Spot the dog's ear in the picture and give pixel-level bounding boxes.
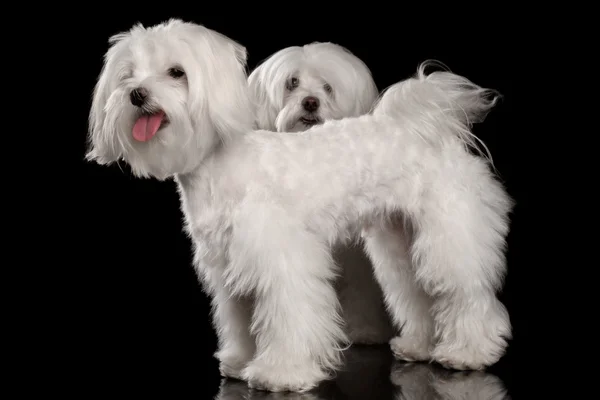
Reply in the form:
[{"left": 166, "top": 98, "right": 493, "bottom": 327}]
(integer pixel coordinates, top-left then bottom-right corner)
[
  {"left": 247, "top": 61, "right": 280, "bottom": 131},
  {"left": 339, "top": 48, "right": 380, "bottom": 116},
  {"left": 314, "top": 43, "right": 380, "bottom": 117},
  {"left": 182, "top": 25, "right": 254, "bottom": 142},
  {"left": 85, "top": 31, "right": 132, "bottom": 165}
]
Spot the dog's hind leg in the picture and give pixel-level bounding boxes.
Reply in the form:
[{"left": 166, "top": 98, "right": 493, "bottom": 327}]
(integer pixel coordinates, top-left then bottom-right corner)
[
  {"left": 410, "top": 175, "right": 512, "bottom": 370},
  {"left": 227, "top": 203, "right": 348, "bottom": 392},
  {"left": 362, "top": 218, "right": 434, "bottom": 362}
]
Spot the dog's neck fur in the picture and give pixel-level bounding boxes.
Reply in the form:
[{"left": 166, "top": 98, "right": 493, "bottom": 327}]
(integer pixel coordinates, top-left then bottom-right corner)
[
  {"left": 175, "top": 146, "right": 222, "bottom": 210},
  {"left": 173, "top": 134, "right": 247, "bottom": 241}
]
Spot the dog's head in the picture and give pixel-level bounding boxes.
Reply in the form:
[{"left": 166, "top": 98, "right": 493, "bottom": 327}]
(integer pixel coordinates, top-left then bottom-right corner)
[
  {"left": 248, "top": 42, "right": 378, "bottom": 132},
  {"left": 86, "top": 19, "right": 254, "bottom": 180}
]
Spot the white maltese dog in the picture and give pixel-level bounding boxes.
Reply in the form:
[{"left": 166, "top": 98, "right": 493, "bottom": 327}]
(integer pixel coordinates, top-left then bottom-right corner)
[
  {"left": 87, "top": 19, "right": 513, "bottom": 392},
  {"left": 248, "top": 43, "right": 393, "bottom": 345}
]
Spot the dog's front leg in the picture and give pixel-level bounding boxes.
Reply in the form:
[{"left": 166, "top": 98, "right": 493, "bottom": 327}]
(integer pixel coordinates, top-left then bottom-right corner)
[
  {"left": 195, "top": 243, "right": 256, "bottom": 380},
  {"left": 228, "top": 207, "right": 348, "bottom": 392},
  {"left": 212, "top": 285, "right": 255, "bottom": 380},
  {"left": 243, "top": 248, "right": 346, "bottom": 392}
]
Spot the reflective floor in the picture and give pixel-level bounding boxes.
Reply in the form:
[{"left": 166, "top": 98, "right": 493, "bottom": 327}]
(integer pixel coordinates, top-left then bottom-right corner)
[{"left": 215, "top": 346, "right": 511, "bottom": 399}]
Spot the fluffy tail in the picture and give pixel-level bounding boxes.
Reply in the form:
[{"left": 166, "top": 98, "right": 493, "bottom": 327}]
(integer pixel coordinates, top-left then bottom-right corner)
[{"left": 372, "top": 60, "right": 501, "bottom": 161}]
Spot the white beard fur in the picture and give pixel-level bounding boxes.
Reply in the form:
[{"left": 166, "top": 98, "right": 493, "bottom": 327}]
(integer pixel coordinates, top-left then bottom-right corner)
[
  {"left": 248, "top": 42, "right": 394, "bottom": 346},
  {"left": 87, "top": 19, "right": 514, "bottom": 393}
]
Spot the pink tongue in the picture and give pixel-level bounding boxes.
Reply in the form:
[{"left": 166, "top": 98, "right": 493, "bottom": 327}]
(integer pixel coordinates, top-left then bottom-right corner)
[{"left": 132, "top": 111, "right": 165, "bottom": 142}]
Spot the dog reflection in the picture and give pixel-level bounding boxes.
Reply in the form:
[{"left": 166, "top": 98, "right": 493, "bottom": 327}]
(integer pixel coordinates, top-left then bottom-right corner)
[
  {"left": 216, "top": 379, "right": 324, "bottom": 400},
  {"left": 391, "top": 362, "right": 510, "bottom": 400},
  {"left": 215, "top": 348, "right": 508, "bottom": 399},
  {"left": 215, "top": 345, "right": 392, "bottom": 399}
]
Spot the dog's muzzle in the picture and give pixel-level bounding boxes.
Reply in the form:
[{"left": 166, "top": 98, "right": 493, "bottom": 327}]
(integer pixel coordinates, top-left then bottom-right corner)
[
  {"left": 130, "top": 87, "right": 148, "bottom": 107},
  {"left": 302, "top": 96, "right": 320, "bottom": 112}
]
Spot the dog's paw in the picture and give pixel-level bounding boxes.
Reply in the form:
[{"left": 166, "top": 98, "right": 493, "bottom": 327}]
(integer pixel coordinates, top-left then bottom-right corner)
[
  {"left": 219, "top": 360, "right": 245, "bottom": 380},
  {"left": 430, "top": 344, "right": 499, "bottom": 371},
  {"left": 390, "top": 335, "right": 430, "bottom": 362},
  {"left": 216, "top": 347, "right": 253, "bottom": 380},
  {"left": 242, "top": 359, "right": 328, "bottom": 392}
]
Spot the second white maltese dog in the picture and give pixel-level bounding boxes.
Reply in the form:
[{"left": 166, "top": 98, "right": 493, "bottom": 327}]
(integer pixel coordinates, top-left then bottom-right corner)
[
  {"left": 248, "top": 42, "right": 379, "bottom": 132},
  {"left": 248, "top": 43, "right": 393, "bottom": 345},
  {"left": 86, "top": 20, "right": 513, "bottom": 392}
]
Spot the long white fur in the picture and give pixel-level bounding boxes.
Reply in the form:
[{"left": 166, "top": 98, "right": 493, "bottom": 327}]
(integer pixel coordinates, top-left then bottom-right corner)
[
  {"left": 248, "top": 43, "right": 393, "bottom": 346},
  {"left": 87, "top": 19, "right": 513, "bottom": 393}
]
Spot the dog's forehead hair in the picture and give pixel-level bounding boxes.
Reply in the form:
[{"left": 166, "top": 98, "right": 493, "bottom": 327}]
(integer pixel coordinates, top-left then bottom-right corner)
[
  {"left": 297, "top": 68, "right": 328, "bottom": 87},
  {"left": 303, "top": 62, "right": 354, "bottom": 91},
  {"left": 285, "top": 56, "right": 360, "bottom": 95},
  {"left": 126, "top": 35, "right": 184, "bottom": 75}
]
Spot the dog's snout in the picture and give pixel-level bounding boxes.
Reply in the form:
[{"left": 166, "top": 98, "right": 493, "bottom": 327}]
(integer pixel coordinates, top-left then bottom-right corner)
[
  {"left": 302, "top": 96, "right": 320, "bottom": 112},
  {"left": 130, "top": 87, "right": 148, "bottom": 107}
]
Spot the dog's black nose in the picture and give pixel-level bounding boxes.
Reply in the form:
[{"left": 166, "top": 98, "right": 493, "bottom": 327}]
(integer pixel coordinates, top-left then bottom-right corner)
[
  {"left": 130, "top": 87, "right": 148, "bottom": 107},
  {"left": 302, "top": 96, "right": 320, "bottom": 112}
]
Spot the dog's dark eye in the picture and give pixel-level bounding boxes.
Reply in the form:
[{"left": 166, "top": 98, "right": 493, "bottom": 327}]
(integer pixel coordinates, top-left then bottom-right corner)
[
  {"left": 324, "top": 83, "right": 332, "bottom": 94},
  {"left": 286, "top": 77, "right": 299, "bottom": 91},
  {"left": 168, "top": 67, "right": 185, "bottom": 79}
]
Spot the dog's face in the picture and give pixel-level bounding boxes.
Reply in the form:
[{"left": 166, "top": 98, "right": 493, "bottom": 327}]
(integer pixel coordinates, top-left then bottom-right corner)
[
  {"left": 248, "top": 42, "right": 379, "bottom": 133},
  {"left": 86, "top": 19, "right": 254, "bottom": 180}
]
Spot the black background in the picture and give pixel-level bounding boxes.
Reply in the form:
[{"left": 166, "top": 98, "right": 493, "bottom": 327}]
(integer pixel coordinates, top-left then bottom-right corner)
[{"left": 73, "top": 9, "right": 535, "bottom": 398}]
